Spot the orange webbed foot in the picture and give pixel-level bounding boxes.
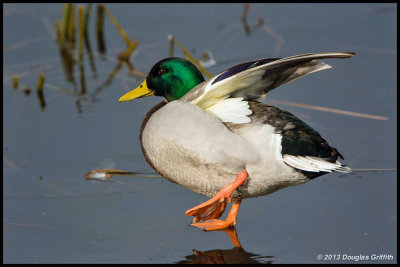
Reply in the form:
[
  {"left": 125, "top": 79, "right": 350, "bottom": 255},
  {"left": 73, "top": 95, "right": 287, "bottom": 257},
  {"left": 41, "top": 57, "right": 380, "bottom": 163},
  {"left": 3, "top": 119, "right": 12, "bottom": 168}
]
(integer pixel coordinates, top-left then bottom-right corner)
[
  {"left": 190, "top": 198, "right": 242, "bottom": 231},
  {"left": 185, "top": 197, "right": 228, "bottom": 223},
  {"left": 190, "top": 219, "right": 235, "bottom": 231},
  {"left": 185, "top": 170, "right": 248, "bottom": 224}
]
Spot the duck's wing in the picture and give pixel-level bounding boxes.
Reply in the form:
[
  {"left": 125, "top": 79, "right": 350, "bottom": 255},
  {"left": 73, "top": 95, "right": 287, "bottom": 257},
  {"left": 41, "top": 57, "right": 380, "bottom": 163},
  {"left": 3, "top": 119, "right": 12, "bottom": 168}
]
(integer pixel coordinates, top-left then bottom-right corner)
[{"left": 181, "top": 52, "right": 354, "bottom": 123}]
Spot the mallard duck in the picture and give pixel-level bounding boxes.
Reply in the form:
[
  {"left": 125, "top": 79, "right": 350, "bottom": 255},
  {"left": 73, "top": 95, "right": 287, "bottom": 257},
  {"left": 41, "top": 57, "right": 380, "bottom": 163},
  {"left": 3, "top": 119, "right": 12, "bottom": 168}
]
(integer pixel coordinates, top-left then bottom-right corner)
[{"left": 119, "top": 52, "right": 354, "bottom": 231}]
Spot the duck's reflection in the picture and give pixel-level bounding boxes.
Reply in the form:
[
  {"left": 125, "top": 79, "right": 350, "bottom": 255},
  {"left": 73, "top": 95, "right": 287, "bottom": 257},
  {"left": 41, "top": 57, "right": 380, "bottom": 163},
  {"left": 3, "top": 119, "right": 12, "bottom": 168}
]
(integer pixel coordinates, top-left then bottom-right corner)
[{"left": 177, "top": 228, "right": 274, "bottom": 264}]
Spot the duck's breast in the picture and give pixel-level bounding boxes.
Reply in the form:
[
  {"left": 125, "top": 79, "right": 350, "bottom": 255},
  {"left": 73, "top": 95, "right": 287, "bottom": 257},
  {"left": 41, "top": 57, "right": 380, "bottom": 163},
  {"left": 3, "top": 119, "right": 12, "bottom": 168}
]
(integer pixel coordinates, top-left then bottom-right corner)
[{"left": 141, "top": 100, "right": 258, "bottom": 197}]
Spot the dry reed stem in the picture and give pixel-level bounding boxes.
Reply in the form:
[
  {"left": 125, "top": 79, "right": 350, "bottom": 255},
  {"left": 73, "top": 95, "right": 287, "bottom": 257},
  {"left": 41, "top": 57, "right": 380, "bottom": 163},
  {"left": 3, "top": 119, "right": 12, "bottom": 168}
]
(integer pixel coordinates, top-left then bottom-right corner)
[
  {"left": 104, "top": 6, "right": 131, "bottom": 47},
  {"left": 96, "top": 4, "right": 106, "bottom": 54},
  {"left": 13, "top": 75, "right": 18, "bottom": 90},
  {"left": 78, "top": 5, "right": 84, "bottom": 62},
  {"left": 269, "top": 99, "right": 389, "bottom": 120}
]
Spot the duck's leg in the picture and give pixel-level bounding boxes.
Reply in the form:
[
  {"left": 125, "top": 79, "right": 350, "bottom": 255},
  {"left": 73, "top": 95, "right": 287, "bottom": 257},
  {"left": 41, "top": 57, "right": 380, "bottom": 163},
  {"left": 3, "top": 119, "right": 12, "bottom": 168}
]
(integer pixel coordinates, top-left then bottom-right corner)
[
  {"left": 224, "top": 228, "right": 242, "bottom": 248},
  {"left": 185, "top": 170, "right": 247, "bottom": 231},
  {"left": 190, "top": 198, "right": 242, "bottom": 231}
]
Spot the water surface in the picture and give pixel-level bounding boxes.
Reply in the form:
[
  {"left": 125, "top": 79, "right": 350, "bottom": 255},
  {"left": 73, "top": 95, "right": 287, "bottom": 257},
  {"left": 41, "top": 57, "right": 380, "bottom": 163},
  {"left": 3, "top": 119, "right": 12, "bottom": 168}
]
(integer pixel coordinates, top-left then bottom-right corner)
[{"left": 3, "top": 3, "right": 396, "bottom": 263}]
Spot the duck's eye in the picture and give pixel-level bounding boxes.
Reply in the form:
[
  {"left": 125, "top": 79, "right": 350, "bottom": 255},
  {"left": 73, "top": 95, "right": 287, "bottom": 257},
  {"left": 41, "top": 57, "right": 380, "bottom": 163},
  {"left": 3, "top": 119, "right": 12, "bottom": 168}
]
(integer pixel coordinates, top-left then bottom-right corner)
[{"left": 158, "top": 68, "right": 168, "bottom": 76}]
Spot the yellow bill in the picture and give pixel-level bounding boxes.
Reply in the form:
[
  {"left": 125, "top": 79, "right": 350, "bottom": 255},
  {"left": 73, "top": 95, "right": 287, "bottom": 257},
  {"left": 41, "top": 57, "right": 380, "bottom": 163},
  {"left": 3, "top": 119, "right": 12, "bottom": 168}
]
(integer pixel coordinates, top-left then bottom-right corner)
[{"left": 119, "top": 79, "right": 154, "bottom": 102}]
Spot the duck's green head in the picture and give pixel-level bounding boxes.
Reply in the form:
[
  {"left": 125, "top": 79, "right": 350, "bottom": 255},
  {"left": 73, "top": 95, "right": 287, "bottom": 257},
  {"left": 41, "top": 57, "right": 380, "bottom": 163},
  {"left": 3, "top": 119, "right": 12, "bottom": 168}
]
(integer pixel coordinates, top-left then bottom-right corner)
[{"left": 119, "top": 57, "right": 205, "bottom": 102}]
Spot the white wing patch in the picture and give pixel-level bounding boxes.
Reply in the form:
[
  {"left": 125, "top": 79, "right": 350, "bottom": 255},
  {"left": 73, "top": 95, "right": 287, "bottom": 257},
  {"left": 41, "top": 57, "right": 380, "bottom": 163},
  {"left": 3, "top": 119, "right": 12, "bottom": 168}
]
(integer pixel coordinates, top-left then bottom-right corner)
[
  {"left": 206, "top": 97, "right": 252, "bottom": 124},
  {"left": 283, "top": 155, "right": 352, "bottom": 173}
]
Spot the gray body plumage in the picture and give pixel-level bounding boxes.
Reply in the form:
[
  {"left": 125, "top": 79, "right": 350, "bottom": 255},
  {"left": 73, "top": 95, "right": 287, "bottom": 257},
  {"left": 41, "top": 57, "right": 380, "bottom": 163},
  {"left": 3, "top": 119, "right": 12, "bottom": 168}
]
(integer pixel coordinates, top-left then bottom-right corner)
[{"left": 140, "top": 100, "right": 323, "bottom": 198}]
